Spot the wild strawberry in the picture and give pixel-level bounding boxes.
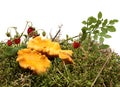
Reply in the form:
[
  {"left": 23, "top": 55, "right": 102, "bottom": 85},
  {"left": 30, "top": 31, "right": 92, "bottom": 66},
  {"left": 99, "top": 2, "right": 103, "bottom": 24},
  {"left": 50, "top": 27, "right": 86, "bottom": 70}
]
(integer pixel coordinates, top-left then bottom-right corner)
[
  {"left": 42, "top": 31, "right": 46, "bottom": 37},
  {"left": 7, "top": 40, "right": 12, "bottom": 46},
  {"left": 6, "top": 32, "right": 11, "bottom": 37},
  {"left": 30, "top": 31, "right": 39, "bottom": 38},
  {"left": 14, "top": 37, "right": 21, "bottom": 44},
  {"left": 73, "top": 41, "right": 80, "bottom": 48},
  {"left": 27, "top": 27, "right": 35, "bottom": 35}
]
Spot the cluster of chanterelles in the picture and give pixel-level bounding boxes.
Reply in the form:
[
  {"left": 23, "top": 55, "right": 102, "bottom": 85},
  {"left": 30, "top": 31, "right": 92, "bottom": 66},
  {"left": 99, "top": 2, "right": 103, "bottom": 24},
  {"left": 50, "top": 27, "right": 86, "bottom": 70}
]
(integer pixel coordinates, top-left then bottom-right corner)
[{"left": 16, "top": 36, "right": 74, "bottom": 74}]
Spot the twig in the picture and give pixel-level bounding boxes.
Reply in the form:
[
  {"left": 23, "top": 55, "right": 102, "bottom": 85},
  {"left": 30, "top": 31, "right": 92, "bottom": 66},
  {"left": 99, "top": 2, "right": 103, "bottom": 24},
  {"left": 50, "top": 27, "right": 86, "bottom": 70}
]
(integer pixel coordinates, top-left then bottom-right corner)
[
  {"left": 80, "top": 46, "right": 88, "bottom": 59},
  {"left": 91, "top": 53, "right": 112, "bottom": 87},
  {"left": 52, "top": 24, "right": 63, "bottom": 41},
  {"left": 20, "top": 21, "right": 29, "bottom": 37},
  {"left": 110, "top": 80, "right": 113, "bottom": 87},
  {"left": 64, "top": 35, "right": 80, "bottom": 41},
  {"left": 103, "top": 82, "right": 106, "bottom": 87},
  {"left": 52, "top": 28, "right": 61, "bottom": 41}
]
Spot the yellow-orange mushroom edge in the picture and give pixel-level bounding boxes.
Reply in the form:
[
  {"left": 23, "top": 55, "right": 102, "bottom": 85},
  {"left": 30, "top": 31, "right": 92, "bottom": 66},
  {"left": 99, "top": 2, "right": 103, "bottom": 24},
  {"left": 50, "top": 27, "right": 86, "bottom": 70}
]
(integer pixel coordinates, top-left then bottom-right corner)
[
  {"left": 16, "top": 48, "right": 51, "bottom": 74},
  {"left": 16, "top": 36, "right": 74, "bottom": 74},
  {"left": 27, "top": 36, "right": 74, "bottom": 64}
]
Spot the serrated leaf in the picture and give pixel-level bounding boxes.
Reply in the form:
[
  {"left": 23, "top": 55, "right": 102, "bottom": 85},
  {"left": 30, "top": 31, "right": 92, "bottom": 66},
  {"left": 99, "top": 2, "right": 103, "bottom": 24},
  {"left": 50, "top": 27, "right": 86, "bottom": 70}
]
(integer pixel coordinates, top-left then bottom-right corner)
[
  {"left": 99, "top": 44, "right": 109, "bottom": 49},
  {"left": 102, "top": 19, "right": 108, "bottom": 27},
  {"left": 107, "top": 26, "right": 116, "bottom": 32},
  {"left": 4, "top": 47, "right": 18, "bottom": 57},
  {"left": 82, "top": 21, "right": 87, "bottom": 25},
  {"left": 3, "top": 45, "right": 26, "bottom": 58},
  {"left": 99, "top": 36, "right": 104, "bottom": 43},
  {"left": 98, "top": 11, "right": 102, "bottom": 19},
  {"left": 104, "top": 35, "right": 112, "bottom": 38}
]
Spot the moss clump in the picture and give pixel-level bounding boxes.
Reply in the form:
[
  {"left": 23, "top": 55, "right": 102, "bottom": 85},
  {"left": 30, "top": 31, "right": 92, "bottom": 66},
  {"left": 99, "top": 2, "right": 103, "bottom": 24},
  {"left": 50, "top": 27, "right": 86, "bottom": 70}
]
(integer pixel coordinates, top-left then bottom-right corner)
[{"left": 0, "top": 40, "right": 120, "bottom": 87}]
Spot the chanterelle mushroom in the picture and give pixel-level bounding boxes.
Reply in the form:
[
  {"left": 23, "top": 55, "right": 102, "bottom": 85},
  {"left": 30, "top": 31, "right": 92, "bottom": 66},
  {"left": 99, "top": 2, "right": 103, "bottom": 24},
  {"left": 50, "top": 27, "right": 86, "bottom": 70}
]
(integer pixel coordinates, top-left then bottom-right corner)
[
  {"left": 16, "top": 36, "right": 74, "bottom": 74},
  {"left": 27, "top": 36, "right": 74, "bottom": 64},
  {"left": 16, "top": 48, "right": 51, "bottom": 74}
]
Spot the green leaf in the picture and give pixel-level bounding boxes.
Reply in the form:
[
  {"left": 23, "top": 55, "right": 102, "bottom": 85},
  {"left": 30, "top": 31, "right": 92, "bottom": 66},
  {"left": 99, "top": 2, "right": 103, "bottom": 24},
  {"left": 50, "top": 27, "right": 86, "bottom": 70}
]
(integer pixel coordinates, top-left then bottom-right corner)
[
  {"left": 98, "top": 11, "right": 102, "bottom": 19},
  {"left": 99, "top": 36, "right": 104, "bottom": 43},
  {"left": 97, "top": 20, "right": 102, "bottom": 25},
  {"left": 66, "top": 34, "right": 69, "bottom": 40},
  {"left": 81, "top": 32, "right": 87, "bottom": 41},
  {"left": 100, "top": 32, "right": 106, "bottom": 36},
  {"left": 104, "top": 34, "right": 112, "bottom": 38},
  {"left": 101, "top": 28, "right": 108, "bottom": 34},
  {"left": 102, "top": 19, "right": 108, "bottom": 27},
  {"left": 82, "top": 27, "right": 88, "bottom": 33},
  {"left": 93, "top": 34, "right": 98, "bottom": 40},
  {"left": 107, "top": 26, "right": 116, "bottom": 32},
  {"left": 99, "top": 44, "right": 109, "bottom": 49},
  {"left": 82, "top": 20, "right": 87, "bottom": 25},
  {"left": 95, "top": 20, "right": 102, "bottom": 28},
  {"left": 87, "top": 16, "right": 97, "bottom": 25},
  {"left": 109, "top": 19, "right": 118, "bottom": 25},
  {"left": 89, "top": 25, "right": 95, "bottom": 30},
  {"left": 3, "top": 45, "right": 26, "bottom": 58},
  {"left": 4, "top": 47, "right": 17, "bottom": 57},
  {"left": 93, "top": 30, "right": 99, "bottom": 34}
]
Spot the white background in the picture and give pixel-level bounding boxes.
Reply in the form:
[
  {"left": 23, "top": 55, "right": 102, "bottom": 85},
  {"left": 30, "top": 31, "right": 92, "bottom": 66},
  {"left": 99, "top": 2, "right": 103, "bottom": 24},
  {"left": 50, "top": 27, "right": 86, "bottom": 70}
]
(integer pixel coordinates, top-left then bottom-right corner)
[{"left": 0, "top": 0, "right": 120, "bottom": 54}]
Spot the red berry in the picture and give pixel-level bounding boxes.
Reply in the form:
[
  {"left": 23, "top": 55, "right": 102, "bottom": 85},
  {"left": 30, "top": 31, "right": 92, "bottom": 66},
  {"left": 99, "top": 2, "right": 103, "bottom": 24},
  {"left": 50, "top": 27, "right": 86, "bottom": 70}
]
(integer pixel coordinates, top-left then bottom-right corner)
[
  {"left": 27, "top": 27, "right": 35, "bottom": 35},
  {"left": 7, "top": 40, "right": 12, "bottom": 46},
  {"left": 14, "top": 37, "right": 21, "bottom": 44},
  {"left": 73, "top": 41, "right": 80, "bottom": 48}
]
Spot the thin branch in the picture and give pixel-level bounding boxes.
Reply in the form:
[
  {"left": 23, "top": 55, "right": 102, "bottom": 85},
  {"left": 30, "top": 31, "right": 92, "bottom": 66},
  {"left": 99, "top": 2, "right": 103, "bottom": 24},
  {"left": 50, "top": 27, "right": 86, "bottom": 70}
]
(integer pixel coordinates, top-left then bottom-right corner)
[
  {"left": 91, "top": 53, "right": 112, "bottom": 87},
  {"left": 20, "top": 21, "right": 29, "bottom": 37},
  {"left": 65, "top": 35, "right": 80, "bottom": 41},
  {"left": 52, "top": 28, "right": 61, "bottom": 41},
  {"left": 80, "top": 46, "right": 88, "bottom": 59},
  {"left": 52, "top": 24, "right": 63, "bottom": 41}
]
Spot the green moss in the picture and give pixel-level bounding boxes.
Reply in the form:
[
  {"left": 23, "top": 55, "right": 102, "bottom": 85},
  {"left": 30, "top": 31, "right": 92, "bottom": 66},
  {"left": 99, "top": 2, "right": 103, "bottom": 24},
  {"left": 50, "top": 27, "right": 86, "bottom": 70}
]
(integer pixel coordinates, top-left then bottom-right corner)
[
  {"left": 0, "top": 41, "right": 120, "bottom": 87},
  {"left": 0, "top": 12, "right": 120, "bottom": 87}
]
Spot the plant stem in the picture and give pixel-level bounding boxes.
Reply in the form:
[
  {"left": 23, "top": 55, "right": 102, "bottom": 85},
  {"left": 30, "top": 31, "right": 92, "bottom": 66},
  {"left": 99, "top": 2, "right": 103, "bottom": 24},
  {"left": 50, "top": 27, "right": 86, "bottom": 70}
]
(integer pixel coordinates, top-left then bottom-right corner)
[
  {"left": 20, "top": 21, "right": 29, "bottom": 37},
  {"left": 52, "top": 28, "right": 61, "bottom": 41},
  {"left": 91, "top": 53, "right": 112, "bottom": 87},
  {"left": 61, "top": 35, "right": 80, "bottom": 43},
  {"left": 80, "top": 46, "right": 88, "bottom": 59},
  {"left": 56, "top": 68, "right": 69, "bottom": 83},
  {"left": 52, "top": 24, "right": 63, "bottom": 41}
]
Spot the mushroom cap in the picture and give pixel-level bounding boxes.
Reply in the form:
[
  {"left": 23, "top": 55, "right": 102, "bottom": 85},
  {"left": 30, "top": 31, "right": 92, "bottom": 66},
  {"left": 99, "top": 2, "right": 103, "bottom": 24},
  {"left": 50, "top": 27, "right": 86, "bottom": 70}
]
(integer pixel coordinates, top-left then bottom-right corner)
[
  {"left": 27, "top": 36, "right": 74, "bottom": 64},
  {"left": 16, "top": 36, "right": 74, "bottom": 74},
  {"left": 16, "top": 48, "right": 51, "bottom": 74}
]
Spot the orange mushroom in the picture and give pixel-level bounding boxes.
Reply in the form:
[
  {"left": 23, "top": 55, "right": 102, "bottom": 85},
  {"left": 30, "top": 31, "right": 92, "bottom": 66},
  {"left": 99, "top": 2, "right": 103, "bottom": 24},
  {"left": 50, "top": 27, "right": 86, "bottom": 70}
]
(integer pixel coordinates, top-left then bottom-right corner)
[
  {"left": 59, "top": 50, "right": 74, "bottom": 64},
  {"left": 16, "top": 36, "right": 74, "bottom": 74},
  {"left": 27, "top": 36, "right": 61, "bottom": 56},
  {"left": 16, "top": 48, "right": 51, "bottom": 74},
  {"left": 27, "top": 36, "right": 74, "bottom": 64}
]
